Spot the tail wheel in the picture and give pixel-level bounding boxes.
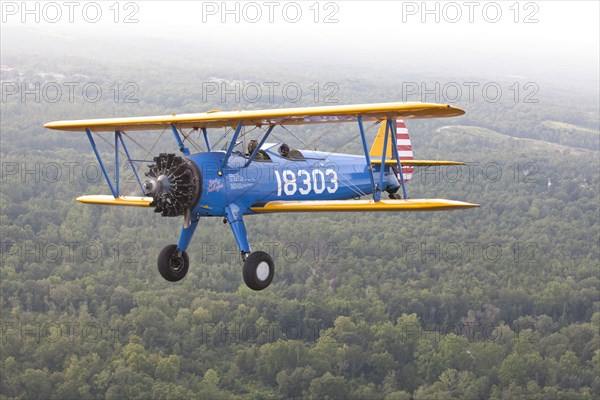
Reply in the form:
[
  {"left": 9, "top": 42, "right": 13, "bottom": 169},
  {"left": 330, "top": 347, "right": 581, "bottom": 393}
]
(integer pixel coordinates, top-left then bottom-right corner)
[
  {"left": 242, "top": 251, "right": 274, "bottom": 291},
  {"left": 158, "top": 244, "right": 189, "bottom": 282}
]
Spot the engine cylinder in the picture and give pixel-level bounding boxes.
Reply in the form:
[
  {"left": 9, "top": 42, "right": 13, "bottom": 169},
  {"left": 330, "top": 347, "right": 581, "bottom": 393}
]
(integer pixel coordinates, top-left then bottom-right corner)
[{"left": 144, "top": 153, "right": 202, "bottom": 217}]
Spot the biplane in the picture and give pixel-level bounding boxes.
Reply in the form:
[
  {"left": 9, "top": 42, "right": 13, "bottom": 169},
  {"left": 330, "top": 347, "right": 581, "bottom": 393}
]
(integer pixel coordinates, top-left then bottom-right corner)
[{"left": 45, "top": 102, "right": 478, "bottom": 290}]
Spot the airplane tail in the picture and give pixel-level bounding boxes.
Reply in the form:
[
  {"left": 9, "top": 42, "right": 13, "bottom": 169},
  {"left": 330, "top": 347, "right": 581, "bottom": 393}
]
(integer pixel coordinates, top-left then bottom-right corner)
[{"left": 369, "top": 120, "right": 414, "bottom": 181}]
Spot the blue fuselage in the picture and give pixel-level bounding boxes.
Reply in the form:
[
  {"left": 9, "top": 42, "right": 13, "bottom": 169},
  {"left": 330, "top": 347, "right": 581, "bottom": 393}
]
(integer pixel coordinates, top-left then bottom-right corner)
[{"left": 190, "top": 144, "right": 398, "bottom": 217}]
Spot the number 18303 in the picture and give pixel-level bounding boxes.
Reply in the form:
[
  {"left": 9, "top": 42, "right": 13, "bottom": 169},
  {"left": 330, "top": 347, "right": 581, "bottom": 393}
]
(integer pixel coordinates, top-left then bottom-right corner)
[{"left": 274, "top": 169, "right": 338, "bottom": 197}]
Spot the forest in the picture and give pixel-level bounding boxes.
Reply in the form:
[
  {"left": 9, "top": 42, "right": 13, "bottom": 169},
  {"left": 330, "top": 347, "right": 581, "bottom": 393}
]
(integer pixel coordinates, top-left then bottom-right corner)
[{"left": 1, "top": 29, "right": 599, "bottom": 399}]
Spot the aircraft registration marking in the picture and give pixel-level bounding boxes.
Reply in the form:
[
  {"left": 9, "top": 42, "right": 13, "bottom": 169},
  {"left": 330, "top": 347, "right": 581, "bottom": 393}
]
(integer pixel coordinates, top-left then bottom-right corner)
[{"left": 274, "top": 169, "right": 338, "bottom": 197}]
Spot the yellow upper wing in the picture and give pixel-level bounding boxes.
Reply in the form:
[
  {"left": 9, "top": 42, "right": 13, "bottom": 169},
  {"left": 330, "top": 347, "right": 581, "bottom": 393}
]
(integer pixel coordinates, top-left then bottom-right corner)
[{"left": 44, "top": 102, "right": 464, "bottom": 132}]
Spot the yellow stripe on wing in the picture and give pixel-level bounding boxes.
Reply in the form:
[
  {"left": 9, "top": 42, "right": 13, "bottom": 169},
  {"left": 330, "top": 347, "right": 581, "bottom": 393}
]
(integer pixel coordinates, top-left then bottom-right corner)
[
  {"left": 251, "top": 199, "right": 479, "bottom": 213},
  {"left": 371, "top": 160, "right": 466, "bottom": 166}
]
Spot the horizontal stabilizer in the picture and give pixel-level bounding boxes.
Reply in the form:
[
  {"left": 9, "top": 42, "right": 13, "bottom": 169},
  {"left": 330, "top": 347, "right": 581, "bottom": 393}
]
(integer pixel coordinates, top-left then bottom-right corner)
[
  {"left": 372, "top": 160, "right": 465, "bottom": 166},
  {"left": 251, "top": 199, "right": 479, "bottom": 213},
  {"left": 77, "top": 195, "right": 153, "bottom": 207}
]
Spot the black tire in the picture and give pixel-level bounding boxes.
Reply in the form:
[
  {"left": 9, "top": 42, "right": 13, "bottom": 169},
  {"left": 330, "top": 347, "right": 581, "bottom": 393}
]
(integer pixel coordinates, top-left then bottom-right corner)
[
  {"left": 242, "top": 251, "right": 274, "bottom": 291},
  {"left": 157, "top": 244, "right": 189, "bottom": 282}
]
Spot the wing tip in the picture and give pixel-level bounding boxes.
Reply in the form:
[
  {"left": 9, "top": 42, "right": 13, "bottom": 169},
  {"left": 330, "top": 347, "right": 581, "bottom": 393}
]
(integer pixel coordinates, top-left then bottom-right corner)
[
  {"left": 44, "top": 121, "right": 72, "bottom": 130},
  {"left": 446, "top": 104, "right": 466, "bottom": 116},
  {"left": 76, "top": 195, "right": 153, "bottom": 207}
]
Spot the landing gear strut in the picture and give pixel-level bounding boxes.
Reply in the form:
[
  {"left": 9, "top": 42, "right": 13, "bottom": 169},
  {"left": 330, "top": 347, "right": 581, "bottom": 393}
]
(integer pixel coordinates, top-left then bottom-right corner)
[
  {"left": 156, "top": 204, "right": 276, "bottom": 290},
  {"left": 145, "top": 153, "right": 199, "bottom": 283},
  {"left": 157, "top": 244, "right": 189, "bottom": 282},
  {"left": 225, "top": 205, "right": 275, "bottom": 291}
]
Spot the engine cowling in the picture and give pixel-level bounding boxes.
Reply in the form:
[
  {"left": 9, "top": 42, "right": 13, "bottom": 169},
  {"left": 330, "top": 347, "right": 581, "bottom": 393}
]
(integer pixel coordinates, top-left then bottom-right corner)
[{"left": 144, "top": 153, "right": 202, "bottom": 217}]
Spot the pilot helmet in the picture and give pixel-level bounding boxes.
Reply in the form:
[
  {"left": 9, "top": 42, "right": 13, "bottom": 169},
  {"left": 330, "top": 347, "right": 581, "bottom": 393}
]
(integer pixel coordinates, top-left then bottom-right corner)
[
  {"left": 279, "top": 143, "right": 290, "bottom": 156},
  {"left": 248, "top": 139, "right": 258, "bottom": 153}
]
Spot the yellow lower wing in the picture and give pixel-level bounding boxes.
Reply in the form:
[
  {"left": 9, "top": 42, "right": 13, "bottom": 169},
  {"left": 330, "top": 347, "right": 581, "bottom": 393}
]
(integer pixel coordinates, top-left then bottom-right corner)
[
  {"left": 77, "top": 196, "right": 478, "bottom": 212},
  {"left": 76, "top": 195, "right": 153, "bottom": 207},
  {"left": 251, "top": 199, "right": 479, "bottom": 213}
]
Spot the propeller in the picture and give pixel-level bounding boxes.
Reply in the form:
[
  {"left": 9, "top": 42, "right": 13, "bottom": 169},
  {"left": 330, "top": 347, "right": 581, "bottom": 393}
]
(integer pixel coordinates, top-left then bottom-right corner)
[{"left": 144, "top": 153, "right": 202, "bottom": 219}]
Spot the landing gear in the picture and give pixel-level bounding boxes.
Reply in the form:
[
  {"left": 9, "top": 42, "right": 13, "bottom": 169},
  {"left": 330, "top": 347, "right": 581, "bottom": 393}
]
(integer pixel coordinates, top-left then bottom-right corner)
[
  {"left": 242, "top": 251, "right": 274, "bottom": 291},
  {"left": 157, "top": 244, "right": 189, "bottom": 282},
  {"left": 388, "top": 187, "right": 403, "bottom": 199},
  {"left": 156, "top": 204, "right": 276, "bottom": 290},
  {"left": 224, "top": 205, "right": 275, "bottom": 290}
]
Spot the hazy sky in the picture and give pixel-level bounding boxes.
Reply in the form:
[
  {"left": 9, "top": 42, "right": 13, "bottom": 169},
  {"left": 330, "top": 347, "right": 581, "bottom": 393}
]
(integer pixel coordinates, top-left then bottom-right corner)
[{"left": 2, "top": 1, "right": 599, "bottom": 82}]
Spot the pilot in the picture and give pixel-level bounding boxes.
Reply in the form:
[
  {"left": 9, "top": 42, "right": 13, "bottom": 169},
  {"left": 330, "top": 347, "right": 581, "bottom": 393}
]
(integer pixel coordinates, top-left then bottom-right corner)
[
  {"left": 248, "top": 140, "right": 265, "bottom": 160},
  {"left": 248, "top": 140, "right": 258, "bottom": 155},
  {"left": 279, "top": 143, "right": 290, "bottom": 158},
  {"left": 288, "top": 148, "right": 304, "bottom": 159}
]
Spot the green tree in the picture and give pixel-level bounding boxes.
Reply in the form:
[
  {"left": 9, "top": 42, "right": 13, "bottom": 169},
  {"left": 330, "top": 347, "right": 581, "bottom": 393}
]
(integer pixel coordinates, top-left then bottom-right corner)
[
  {"left": 308, "top": 372, "right": 349, "bottom": 400},
  {"left": 276, "top": 366, "right": 317, "bottom": 398}
]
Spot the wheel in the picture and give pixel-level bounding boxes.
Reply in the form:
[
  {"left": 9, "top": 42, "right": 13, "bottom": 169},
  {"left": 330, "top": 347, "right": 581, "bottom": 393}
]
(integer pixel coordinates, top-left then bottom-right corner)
[
  {"left": 242, "top": 251, "right": 274, "bottom": 291},
  {"left": 157, "top": 244, "right": 189, "bottom": 282}
]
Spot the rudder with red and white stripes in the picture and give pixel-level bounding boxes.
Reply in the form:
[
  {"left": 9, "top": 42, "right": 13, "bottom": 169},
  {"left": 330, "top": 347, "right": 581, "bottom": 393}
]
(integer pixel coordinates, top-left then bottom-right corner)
[
  {"left": 369, "top": 119, "right": 414, "bottom": 182},
  {"left": 395, "top": 120, "right": 414, "bottom": 182}
]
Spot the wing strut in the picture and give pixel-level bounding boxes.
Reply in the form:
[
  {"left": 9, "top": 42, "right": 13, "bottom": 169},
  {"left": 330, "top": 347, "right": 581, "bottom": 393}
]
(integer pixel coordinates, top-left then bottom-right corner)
[
  {"left": 357, "top": 117, "right": 410, "bottom": 201},
  {"left": 357, "top": 116, "right": 379, "bottom": 201},
  {"left": 170, "top": 124, "right": 190, "bottom": 155},
  {"left": 387, "top": 118, "right": 409, "bottom": 199},
  {"left": 85, "top": 128, "right": 145, "bottom": 198},
  {"left": 86, "top": 128, "right": 117, "bottom": 197},
  {"left": 378, "top": 118, "right": 390, "bottom": 199},
  {"left": 222, "top": 121, "right": 244, "bottom": 170},
  {"left": 245, "top": 125, "right": 275, "bottom": 167},
  {"left": 116, "top": 131, "right": 144, "bottom": 194},
  {"left": 201, "top": 127, "right": 212, "bottom": 151}
]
